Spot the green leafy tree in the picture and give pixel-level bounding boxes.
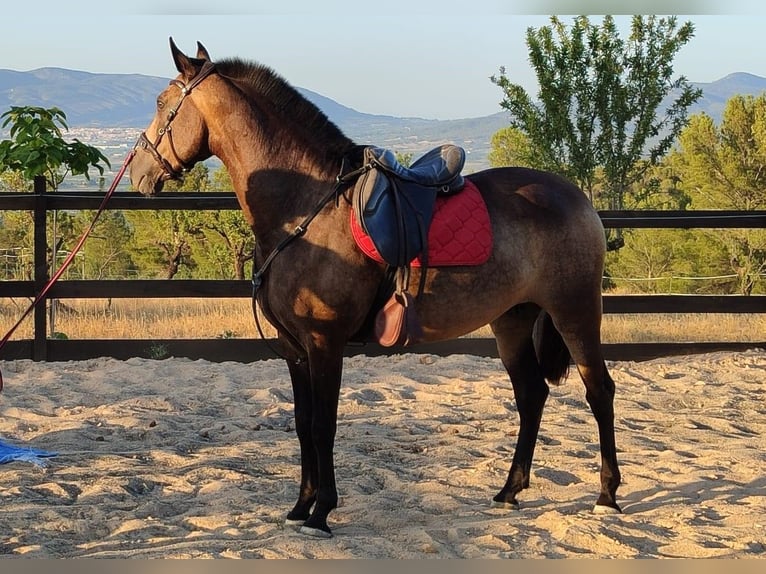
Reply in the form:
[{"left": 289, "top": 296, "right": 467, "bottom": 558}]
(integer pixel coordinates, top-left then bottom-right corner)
[
  {"left": 127, "top": 209, "right": 199, "bottom": 279},
  {"left": 394, "top": 152, "right": 413, "bottom": 168},
  {"left": 491, "top": 15, "right": 701, "bottom": 224},
  {"left": 607, "top": 228, "right": 692, "bottom": 293},
  {"left": 671, "top": 95, "right": 766, "bottom": 294},
  {"left": 488, "top": 126, "right": 535, "bottom": 168},
  {"left": 0, "top": 106, "right": 111, "bottom": 332},
  {"left": 191, "top": 166, "right": 255, "bottom": 280},
  {"left": 605, "top": 159, "right": 698, "bottom": 293},
  {"left": 0, "top": 106, "right": 109, "bottom": 190},
  {"left": 0, "top": 215, "right": 33, "bottom": 280},
  {"left": 125, "top": 163, "right": 210, "bottom": 279},
  {"left": 621, "top": 160, "right": 691, "bottom": 211},
  {"left": 0, "top": 169, "right": 31, "bottom": 192},
  {"left": 126, "top": 162, "right": 253, "bottom": 280},
  {"left": 72, "top": 210, "right": 135, "bottom": 279},
  {"left": 0, "top": 107, "right": 111, "bottom": 271},
  {"left": 0, "top": 171, "right": 34, "bottom": 279},
  {"left": 605, "top": 225, "right": 731, "bottom": 294}
]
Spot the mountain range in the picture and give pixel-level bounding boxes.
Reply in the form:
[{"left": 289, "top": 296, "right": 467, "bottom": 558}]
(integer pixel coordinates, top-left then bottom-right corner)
[{"left": 2, "top": 67, "right": 766, "bottom": 172}]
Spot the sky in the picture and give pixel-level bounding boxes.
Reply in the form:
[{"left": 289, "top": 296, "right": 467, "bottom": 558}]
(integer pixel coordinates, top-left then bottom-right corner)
[{"left": 3, "top": 1, "right": 766, "bottom": 120}]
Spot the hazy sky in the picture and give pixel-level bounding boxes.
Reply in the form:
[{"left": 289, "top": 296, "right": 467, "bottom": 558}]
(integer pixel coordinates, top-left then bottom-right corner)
[{"left": 2, "top": 1, "right": 766, "bottom": 119}]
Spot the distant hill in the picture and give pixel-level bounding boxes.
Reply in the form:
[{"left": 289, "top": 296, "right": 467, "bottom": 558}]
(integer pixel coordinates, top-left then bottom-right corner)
[
  {"left": 2, "top": 67, "right": 766, "bottom": 172},
  {"left": 0, "top": 66, "right": 510, "bottom": 171},
  {"left": 294, "top": 87, "right": 510, "bottom": 170},
  {"left": 0, "top": 67, "right": 169, "bottom": 126},
  {"left": 687, "top": 72, "right": 766, "bottom": 121}
]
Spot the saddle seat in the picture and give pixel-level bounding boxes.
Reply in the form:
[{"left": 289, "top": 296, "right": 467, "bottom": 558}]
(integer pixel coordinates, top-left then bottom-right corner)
[{"left": 365, "top": 144, "right": 466, "bottom": 191}]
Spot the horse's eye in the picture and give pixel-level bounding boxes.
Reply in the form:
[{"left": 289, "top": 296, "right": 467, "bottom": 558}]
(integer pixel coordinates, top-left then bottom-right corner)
[{"left": 157, "top": 99, "right": 165, "bottom": 111}]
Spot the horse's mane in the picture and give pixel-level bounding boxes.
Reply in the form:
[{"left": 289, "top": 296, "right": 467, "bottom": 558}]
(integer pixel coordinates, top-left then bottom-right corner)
[{"left": 215, "top": 57, "right": 355, "bottom": 162}]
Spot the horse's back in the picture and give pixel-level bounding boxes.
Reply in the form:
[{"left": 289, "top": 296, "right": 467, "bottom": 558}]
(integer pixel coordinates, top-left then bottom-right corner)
[
  {"left": 469, "top": 166, "right": 605, "bottom": 306},
  {"left": 469, "top": 166, "right": 598, "bottom": 224},
  {"left": 469, "top": 166, "right": 605, "bottom": 261}
]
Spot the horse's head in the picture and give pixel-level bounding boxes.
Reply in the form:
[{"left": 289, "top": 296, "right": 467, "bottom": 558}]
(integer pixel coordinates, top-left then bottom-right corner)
[{"left": 130, "top": 38, "right": 215, "bottom": 196}]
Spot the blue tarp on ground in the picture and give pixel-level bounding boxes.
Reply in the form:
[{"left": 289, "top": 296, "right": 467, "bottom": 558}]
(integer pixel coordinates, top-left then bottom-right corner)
[{"left": 0, "top": 439, "right": 57, "bottom": 466}]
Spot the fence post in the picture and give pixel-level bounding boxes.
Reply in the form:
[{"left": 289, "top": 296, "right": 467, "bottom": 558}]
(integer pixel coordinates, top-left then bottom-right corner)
[{"left": 32, "top": 175, "right": 48, "bottom": 361}]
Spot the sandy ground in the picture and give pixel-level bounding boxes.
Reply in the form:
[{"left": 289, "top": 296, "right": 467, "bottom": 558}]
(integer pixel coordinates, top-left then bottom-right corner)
[{"left": 0, "top": 349, "right": 764, "bottom": 559}]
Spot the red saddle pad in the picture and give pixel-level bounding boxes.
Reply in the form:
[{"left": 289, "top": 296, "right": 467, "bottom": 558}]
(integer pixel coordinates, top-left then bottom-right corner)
[{"left": 350, "top": 178, "right": 493, "bottom": 267}]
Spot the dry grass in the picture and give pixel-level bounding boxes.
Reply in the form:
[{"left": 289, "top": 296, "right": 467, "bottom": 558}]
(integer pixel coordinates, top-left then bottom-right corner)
[
  {"left": 468, "top": 314, "right": 765, "bottom": 343},
  {"left": 0, "top": 298, "right": 258, "bottom": 340},
  {"left": 1, "top": 297, "right": 764, "bottom": 344},
  {"left": 601, "top": 313, "right": 765, "bottom": 343}
]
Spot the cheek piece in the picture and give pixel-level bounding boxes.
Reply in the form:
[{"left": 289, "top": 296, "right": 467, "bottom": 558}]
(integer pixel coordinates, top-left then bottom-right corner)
[{"left": 136, "top": 60, "right": 217, "bottom": 180}]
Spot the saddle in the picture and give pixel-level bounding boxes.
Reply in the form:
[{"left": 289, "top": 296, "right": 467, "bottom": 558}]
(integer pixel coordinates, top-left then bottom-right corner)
[
  {"left": 351, "top": 144, "right": 466, "bottom": 347},
  {"left": 353, "top": 144, "right": 466, "bottom": 268}
]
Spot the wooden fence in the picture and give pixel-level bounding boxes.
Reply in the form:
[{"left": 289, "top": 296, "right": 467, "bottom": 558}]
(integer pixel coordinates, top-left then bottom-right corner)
[{"left": 1, "top": 182, "right": 765, "bottom": 363}]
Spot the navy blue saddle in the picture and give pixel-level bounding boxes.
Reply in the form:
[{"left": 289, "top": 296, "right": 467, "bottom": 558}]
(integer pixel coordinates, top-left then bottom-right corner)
[{"left": 352, "top": 144, "right": 466, "bottom": 268}]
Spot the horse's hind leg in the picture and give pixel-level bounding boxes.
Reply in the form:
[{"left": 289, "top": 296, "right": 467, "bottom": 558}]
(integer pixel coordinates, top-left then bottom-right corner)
[
  {"left": 576, "top": 359, "right": 621, "bottom": 513},
  {"left": 489, "top": 303, "right": 550, "bottom": 508},
  {"left": 552, "top": 302, "right": 622, "bottom": 514}
]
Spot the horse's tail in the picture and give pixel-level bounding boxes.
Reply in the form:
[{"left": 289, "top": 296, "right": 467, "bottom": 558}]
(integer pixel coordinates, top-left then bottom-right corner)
[{"left": 533, "top": 311, "right": 571, "bottom": 385}]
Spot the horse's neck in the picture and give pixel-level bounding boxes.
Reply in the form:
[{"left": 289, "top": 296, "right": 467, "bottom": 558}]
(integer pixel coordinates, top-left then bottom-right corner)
[
  {"left": 208, "top": 122, "right": 335, "bottom": 232},
  {"left": 216, "top": 137, "right": 342, "bottom": 245},
  {"left": 201, "top": 81, "right": 351, "bottom": 242}
]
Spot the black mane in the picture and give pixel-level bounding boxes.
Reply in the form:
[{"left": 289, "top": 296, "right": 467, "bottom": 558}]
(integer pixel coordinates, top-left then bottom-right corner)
[{"left": 215, "top": 57, "right": 354, "bottom": 162}]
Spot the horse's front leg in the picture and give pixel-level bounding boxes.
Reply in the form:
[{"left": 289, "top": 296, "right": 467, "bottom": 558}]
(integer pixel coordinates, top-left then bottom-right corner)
[
  {"left": 285, "top": 358, "right": 318, "bottom": 527},
  {"left": 298, "top": 346, "right": 344, "bottom": 538}
]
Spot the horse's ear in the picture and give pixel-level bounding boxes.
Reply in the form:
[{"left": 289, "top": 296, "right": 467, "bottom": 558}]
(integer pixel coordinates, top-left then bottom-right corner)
[
  {"left": 196, "top": 42, "right": 211, "bottom": 61},
  {"left": 169, "top": 37, "right": 198, "bottom": 79}
]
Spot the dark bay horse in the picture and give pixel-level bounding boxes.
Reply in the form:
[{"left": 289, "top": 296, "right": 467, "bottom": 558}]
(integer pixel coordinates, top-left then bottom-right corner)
[{"left": 129, "top": 39, "right": 621, "bottom": 538}]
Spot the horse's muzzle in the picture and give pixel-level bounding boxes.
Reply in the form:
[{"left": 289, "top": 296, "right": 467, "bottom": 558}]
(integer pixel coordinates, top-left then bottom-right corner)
[{"left": 129, "top": 152, "right": 167, "bottom": 197}]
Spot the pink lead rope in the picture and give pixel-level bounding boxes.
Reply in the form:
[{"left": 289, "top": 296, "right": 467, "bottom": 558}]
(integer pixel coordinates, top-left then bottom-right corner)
[{"left": 0, "top": 148, "right": 137, "bottom": 392}]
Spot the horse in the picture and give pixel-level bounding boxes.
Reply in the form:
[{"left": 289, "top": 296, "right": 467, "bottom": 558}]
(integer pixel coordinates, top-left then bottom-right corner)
[{"left": 129, "top": 38, "right": 621, "bottom": 538}]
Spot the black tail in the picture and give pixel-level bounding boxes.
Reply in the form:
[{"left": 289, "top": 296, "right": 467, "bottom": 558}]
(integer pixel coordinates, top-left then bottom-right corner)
[{"left": 532, "top": 311, "right": 571, "bottom": 385}]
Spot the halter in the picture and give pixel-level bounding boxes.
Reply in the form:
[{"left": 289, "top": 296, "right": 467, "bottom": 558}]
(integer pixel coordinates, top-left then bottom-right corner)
[{"left": 136, "top": 60, "right": 217, "bottom": 180}]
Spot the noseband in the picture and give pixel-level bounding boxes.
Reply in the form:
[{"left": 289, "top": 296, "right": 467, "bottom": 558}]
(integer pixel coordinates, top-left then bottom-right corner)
[{"left": 136, "top": 60, "right": 217, "bottom": 180}]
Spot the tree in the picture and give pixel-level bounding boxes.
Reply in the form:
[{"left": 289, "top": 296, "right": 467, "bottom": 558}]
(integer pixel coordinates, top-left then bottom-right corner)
[
  {"left": 0, "top": 171, "right": 34, "bottom": 279},
  {"left": 0, "top": 169, "right": 31, "bottom": 193},
  {"left": 125, "top": 162, "right": 256, "bottom": 279},
  {"left": 127, "top": 209, "right": 199, "bottom": 279},
  {"left": 671, "top": 96, "right": 766, "bottom": 294},
  {"left": 491, "top": 16, "right": 701, "bottom": 221},
  {"left": 394, "top": 152, "right": 413, "bottom": 168},
  {"left": 0, "top": 107, "right": 111, "bottom": 273},
  {"left": 72, "top": 210, "right": 135, "bottom": 279},
  {"left": 603, "top": 159, "right": 702, "bottom": 294},
  {"left": 125, "top": 163, "right": 210, "bottom": 279},
  {"left": 0, "top": 106, "right": 109, "bottom": 190},
  {"left": 0, "top": 106, "right": 111, "bottom": 332},
  {"left": 193, "top": 166, "right": 255, "bottom": 280},
  {"left": 488, "top": 126, "right": 535, "bottom": 168}
]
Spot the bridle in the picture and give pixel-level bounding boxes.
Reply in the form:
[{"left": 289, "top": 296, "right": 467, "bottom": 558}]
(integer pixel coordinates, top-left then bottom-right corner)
[{"left": 136, "top": 60, "right": 217, "bottom": 180}]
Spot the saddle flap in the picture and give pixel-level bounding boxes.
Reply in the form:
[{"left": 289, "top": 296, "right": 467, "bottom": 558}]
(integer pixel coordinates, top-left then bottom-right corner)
[
  {"left": 353, "top": 170, "right": 437, "bottom": 267},
  {"left": 355, "top": 162, "right": 391, "bottom": 220}
]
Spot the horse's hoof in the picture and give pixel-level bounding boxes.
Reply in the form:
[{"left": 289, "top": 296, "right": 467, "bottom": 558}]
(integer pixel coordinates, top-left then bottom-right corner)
[
  {"left": 284, "top": 518, "right": 305, "bottom": 530},
  {"left": 299, "top": 525, "right": 333, "bottom": 539},
  {"left": 592, "top": 504, "right": 621, "bottom": 515},
  {"left": 490, "top": 499, "right": 519, "bottom": 510}
]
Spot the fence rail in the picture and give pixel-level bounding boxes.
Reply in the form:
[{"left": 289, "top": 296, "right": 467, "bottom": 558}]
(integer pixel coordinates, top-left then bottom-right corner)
[{"left": 1, "top": 186, "right": 765, "bottom": 363}]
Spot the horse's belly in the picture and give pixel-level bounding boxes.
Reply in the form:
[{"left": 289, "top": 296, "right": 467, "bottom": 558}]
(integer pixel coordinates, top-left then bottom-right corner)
[{"left": 412, "top": 266, "right": 526, "bottom": 341}]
